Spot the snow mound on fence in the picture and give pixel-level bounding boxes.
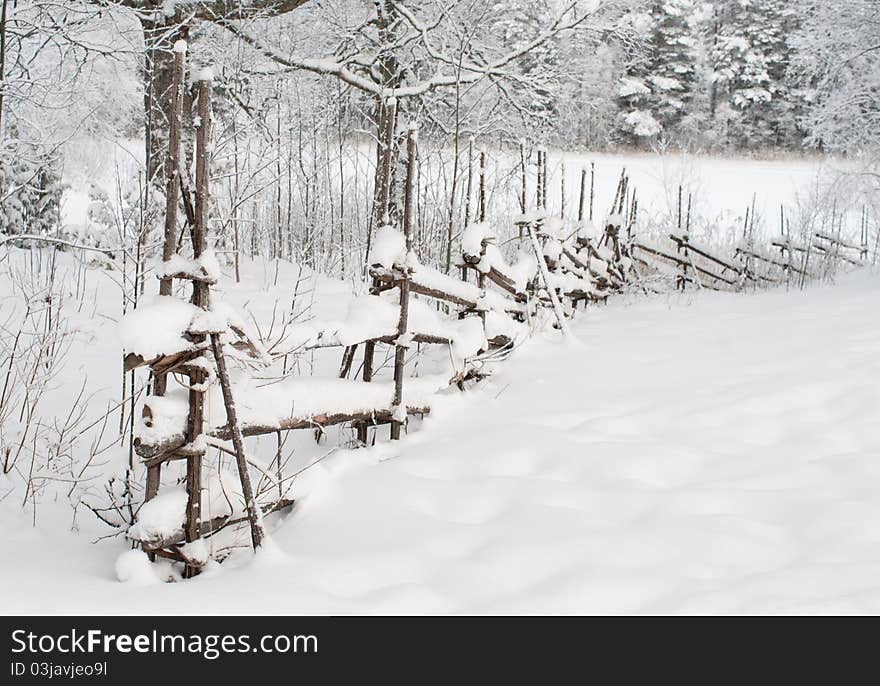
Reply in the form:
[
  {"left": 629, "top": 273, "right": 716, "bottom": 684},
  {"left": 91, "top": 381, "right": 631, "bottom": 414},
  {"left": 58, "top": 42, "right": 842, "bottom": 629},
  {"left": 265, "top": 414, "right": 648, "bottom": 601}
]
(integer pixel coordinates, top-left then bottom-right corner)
[
  {"left": 118, "top": 296, "right": 201, "bottom": 359},
  {"left": 128, "top": 489, "right": 188, "bottom": 543},
  {"left": 370, "top": 225, "right": 405, "bottom": 268},
  {"left": 136, "top": 373, "right": 451, "bottom": 448}
]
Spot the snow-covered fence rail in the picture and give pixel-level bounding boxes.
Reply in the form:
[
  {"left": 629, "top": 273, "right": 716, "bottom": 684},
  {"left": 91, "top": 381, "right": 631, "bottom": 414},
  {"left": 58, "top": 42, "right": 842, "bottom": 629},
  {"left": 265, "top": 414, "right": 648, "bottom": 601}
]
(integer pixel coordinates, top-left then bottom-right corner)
[{"left": 632, "top": 229, "right": 866, "bottom": 293}]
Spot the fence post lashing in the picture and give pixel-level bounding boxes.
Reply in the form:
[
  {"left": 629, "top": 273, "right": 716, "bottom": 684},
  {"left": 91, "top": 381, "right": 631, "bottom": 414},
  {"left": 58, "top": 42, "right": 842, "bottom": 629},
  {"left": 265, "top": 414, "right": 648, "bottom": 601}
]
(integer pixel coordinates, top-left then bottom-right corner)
[{"left": 391, "top": 128, "right": 417, "bottom": 440}]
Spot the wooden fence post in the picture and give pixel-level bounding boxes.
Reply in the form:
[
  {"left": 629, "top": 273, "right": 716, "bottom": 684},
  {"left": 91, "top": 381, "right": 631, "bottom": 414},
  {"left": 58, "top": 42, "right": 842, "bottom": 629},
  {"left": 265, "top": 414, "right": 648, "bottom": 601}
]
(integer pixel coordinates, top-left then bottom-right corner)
[
  {"left": 577, "top": 168, "right": 586, "bottom": 224},
  {"left": 461, "top": 139, "right": 474, "bottom": 282},
  {"left": 589, "top": 161, "right": 595, "bottom": 223},
  {"left": 182, "top": 73, "right": 212, "bottom": 578},
  {"left": 536, "top": 149, "right": 543, "bottom": 211},
  {"left": 391, "top": 128, "right": 417, "bottom": 440},
  {"left": 210, "top": 335, "right": 265, "bottom": 550},
  {"left": 147, "top": 40, "right": 186, "bottom": 502},
  {"left": 359, "top": 98, "right": 397, "bottom": 444},
  {"left": 560, "top": 162, "right": 566, "bottom": 219},
  {"left": 542, "top": 149, "right": 548, "bottom": 210},
  {"left": 478, "top": 150, "right": 486, "bottom": 223}
]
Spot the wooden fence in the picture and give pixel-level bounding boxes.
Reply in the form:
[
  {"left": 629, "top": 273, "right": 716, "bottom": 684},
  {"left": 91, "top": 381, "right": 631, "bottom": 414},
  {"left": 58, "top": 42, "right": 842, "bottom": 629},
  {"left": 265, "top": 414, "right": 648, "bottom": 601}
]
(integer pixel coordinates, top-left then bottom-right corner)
[{"left": 122, "top": 46, "right": 869, "bottom": 577}]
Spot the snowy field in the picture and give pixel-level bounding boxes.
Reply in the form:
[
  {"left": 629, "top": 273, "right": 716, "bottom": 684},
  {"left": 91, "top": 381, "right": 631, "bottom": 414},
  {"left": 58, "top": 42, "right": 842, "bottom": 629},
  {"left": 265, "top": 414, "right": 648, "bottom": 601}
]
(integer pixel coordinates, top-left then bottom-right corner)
[
  {"left": 60, "top": 143, "right": 845, "bottom": 250},
  {"left": 2, "top": 262, "right": 878, "bottom": 614}
]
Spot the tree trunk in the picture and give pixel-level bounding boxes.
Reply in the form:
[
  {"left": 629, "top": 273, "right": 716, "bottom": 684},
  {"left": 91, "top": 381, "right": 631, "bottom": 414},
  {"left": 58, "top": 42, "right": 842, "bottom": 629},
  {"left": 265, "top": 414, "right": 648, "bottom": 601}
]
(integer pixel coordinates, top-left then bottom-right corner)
[{"left": 140, "top": 18, "right": 185, "bottom": 186}]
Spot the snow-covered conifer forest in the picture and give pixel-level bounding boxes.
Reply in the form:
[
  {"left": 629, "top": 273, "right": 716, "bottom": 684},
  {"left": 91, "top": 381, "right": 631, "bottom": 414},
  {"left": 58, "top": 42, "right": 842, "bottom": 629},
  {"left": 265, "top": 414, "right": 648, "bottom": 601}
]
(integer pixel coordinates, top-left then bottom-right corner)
[{"left": 1, "top": 0, "right": 879, "bottom": 613}]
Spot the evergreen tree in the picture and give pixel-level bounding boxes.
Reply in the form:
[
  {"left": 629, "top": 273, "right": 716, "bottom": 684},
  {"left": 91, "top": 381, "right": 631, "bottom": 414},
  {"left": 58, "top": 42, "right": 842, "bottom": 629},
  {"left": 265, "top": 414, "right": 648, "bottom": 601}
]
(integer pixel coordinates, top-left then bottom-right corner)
[
  {"left": 0, "top": 141, "right": 63, "bottom": 237},
  {"left": 708, "top": 0, "right": 802, "bottom": 148},
  {"left": 618, "top": 0, "right": 698, "bottom": 145},
  {"left": 491, "top": 0, "right": 563, "bottom": 125}
]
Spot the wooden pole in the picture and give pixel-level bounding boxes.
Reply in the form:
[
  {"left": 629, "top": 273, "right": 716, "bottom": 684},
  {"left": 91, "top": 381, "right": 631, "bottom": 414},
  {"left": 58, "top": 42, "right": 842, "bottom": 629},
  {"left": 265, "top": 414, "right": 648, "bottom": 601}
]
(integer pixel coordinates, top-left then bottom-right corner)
[
  {"left": 182, "top": 74, "right": 212, "bottom": 579},
  {"left": 478, "top": 149, "right": 486, "bottom": 223},
  {"left": 360, "top": 98, "right": 396, "bottom": 440},
  {"left": 617, "top": 174, "right": 628, "bottom": 215},
  {"left": 560, "top": 162, "right": 566, "bottom": 219},
  {"left": 356, "top": 339, "right": 374, "bottom": 445},
  {"left": 535, "top": 149, "right": 543, "bottom": 211},
  {"left": 611, "top": 168, "right": 625, "bottom": 216},
  {"left": 461, "top": 139, "right": 473, "bottom": 280},
  {"left": 526, "top": 222, "right": 570, "bottom": 337},
  {"left": 519, "top": 141, "right": 527, "bottom": 215},
  {"left": 148, "top": 40, "right": 186, "bottom": 502},
  {"left": 542, "top": 150, "right": 548, "bottom": 209},
  {"left": 391, "top": 128, "right": 417, "bottom": 440},
  {"left": 676, "top": 185, "right": 682, "bottom": 231},
  {"left": 589, "top": 161, "right": 595, "bottom": 223},
  {"left": 577, "top": 168, "right": 587, "bottom": 224},
  {"left": 210, "top": 334, "right": 265, "bottom": 550},
  {"left": 464, "top": 138, "right": 473, "bottom": 227},
  {"left": 627, "top": 189, "right": 637, "bottom": 241},
  {"left": 748, "top": 193, "right": 756, "bottom": 239},
  {"left": 685, "top": 192, "right": 692, "bottom": 236}
]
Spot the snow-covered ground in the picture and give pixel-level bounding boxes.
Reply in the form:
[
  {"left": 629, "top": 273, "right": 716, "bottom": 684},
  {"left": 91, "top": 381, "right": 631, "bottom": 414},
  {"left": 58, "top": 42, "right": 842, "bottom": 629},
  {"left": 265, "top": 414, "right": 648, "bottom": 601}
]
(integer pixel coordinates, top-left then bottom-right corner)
[
  {"left": 2, "top": 267, "right": 878, "bottom": 614},
  {"left": 60, "top": 143, "right": 842, "bottom": 249}
]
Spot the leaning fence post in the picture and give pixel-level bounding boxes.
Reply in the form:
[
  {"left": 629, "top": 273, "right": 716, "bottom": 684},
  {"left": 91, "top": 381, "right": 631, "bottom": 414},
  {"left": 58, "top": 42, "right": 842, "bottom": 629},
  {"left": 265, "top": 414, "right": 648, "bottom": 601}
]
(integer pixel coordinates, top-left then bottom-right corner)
[{"left": 210, "top": 334, "right": 265, "bottom": 550}]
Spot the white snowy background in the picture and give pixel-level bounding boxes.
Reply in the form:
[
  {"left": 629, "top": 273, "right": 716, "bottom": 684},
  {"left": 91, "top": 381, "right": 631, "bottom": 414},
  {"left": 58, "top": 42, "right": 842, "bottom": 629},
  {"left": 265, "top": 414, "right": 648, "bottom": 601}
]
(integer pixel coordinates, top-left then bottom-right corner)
[{"left": 1, "top": 0, "right": 879, "bottom": 613}]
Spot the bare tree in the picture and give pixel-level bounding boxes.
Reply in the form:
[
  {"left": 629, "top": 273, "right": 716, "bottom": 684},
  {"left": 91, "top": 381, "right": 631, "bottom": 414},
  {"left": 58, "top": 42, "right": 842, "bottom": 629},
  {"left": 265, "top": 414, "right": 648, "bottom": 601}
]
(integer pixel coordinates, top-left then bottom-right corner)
[
  {"left": 107, "top": 0, "right": 313, "bottom": 185},
  {"left": 215, "top": 0, "right": 628, "bottom": 228}
]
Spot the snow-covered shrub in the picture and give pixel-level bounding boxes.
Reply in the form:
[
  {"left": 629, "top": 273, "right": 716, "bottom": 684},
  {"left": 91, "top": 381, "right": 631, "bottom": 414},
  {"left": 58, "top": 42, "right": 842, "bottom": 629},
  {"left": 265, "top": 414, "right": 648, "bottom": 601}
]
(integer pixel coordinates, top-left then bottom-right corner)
[
  {"left": 0, "top": 249, "right": 114, "bottom": 523},
  {"left": 57, "top": 183, "right": 122, "bottom": 259}
]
